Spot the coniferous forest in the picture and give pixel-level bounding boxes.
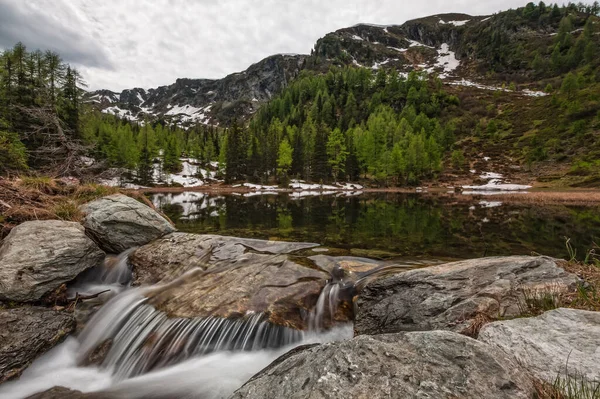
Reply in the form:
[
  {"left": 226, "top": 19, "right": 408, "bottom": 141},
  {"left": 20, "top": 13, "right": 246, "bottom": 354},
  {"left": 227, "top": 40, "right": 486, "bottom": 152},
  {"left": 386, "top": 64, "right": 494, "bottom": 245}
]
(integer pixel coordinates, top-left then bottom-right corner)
[{"left": 1, "top": 2, "right": 599, "bottom": 187}]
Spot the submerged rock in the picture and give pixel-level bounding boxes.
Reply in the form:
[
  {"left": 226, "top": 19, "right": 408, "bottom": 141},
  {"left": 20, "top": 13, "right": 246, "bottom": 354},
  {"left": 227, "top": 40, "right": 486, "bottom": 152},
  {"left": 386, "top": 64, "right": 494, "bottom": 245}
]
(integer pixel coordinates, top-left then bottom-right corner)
[
  {"left": 355, "top": 256, "right": 580, "bottom": 335},
  {"left": 26, "top": 387, "right": 109, "bottom": 399},
  {"left": 0, "top": 307, "right": 75, "bottom": 383},
  {"left": 131, "top": 233, "right": 332, "bottom": 329},
  {"left": 81, "top": 194, "right": 175, "bottom": 253},
  {"left": 230, "top": 330, "right": 536, "bottom": 399},
  {"left": 0, "top": 220, "right": 105, "bottom": 302},
  {"left": 479, "top": 308, "right": 600, "bottom": 384}
]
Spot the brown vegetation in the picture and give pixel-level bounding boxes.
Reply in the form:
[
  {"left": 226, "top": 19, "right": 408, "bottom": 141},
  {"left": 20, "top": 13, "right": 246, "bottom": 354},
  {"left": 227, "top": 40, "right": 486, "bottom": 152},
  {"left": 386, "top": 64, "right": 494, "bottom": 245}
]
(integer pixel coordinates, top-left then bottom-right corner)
[{"left": 0, "top": 177, "right": 156, "bottom": 238}]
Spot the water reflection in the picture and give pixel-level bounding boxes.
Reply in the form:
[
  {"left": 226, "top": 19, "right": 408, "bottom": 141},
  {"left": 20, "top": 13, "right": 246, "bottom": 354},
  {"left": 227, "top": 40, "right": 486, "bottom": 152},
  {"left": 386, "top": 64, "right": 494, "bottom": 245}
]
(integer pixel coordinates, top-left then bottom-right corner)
[{"left": 151, "top": 192, "right": 600, "bottom": 260}]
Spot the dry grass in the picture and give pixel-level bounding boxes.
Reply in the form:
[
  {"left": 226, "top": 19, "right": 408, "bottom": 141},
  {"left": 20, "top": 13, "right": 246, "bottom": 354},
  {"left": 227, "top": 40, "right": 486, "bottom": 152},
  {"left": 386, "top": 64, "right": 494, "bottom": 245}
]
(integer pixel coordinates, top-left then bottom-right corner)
[
  {"left": 483, "top": 191, "right": 600, "bottom": 206},
  {"left": 460, "top": 312, "right": 495, "bottom": 338},
  {"left": 0, "top": 177, "right": 167, "bottom": 238},
  {"left": 534, "top": 375, "right": 600, "bottom": 399},
  {"left": 559, "top": 260, "right": 600, "bottom": 312}
]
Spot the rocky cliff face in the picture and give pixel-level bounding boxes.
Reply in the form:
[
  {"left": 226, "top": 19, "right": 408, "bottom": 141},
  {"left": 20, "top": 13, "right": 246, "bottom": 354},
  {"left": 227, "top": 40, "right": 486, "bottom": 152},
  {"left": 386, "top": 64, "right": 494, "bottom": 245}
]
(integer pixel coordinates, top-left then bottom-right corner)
[
  {"left": 85, "top": 54, "right": 306, "bottom": 126},
  {"left": 86, "top": 10, "right": 571, "bottom": 127}
]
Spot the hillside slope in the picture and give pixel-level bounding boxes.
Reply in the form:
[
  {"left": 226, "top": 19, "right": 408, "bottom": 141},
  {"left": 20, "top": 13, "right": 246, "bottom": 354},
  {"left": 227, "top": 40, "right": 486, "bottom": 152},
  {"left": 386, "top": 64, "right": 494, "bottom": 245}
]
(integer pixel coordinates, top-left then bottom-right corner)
[{"left": 85, "top": 54, "right": 306, "bottom": 126}]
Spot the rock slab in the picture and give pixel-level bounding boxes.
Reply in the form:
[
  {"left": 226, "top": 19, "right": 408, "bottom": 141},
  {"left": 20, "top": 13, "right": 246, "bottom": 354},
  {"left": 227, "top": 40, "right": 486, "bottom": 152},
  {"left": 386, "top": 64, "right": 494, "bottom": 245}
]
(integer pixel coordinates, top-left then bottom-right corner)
[
  {"left": 230, "top": 330, "right": 536, "bottom": 399},
  {"left": 355, "top": 256, "right": 580, "bottom": 335},
  {"left": 81, "top": 194, "right": 175, "bottom": 253},
  {"left": 0, "top": 307, "right": 76, "bottom": 383},
  {"left": 133, "top": 233, "right": 330, "bottom": 329},
  {"left": 0, "top": 220, "right": 105, "bottom": 302},
  {"left": 479, "top": 308, "right": 600, "bottom": 383}
]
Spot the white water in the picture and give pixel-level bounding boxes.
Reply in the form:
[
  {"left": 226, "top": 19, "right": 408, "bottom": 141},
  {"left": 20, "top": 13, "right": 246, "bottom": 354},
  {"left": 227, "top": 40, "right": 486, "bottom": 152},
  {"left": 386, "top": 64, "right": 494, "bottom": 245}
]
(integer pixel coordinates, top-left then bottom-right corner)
[{"left": 0, "top": 251, "right": 353, "bottom": 399}]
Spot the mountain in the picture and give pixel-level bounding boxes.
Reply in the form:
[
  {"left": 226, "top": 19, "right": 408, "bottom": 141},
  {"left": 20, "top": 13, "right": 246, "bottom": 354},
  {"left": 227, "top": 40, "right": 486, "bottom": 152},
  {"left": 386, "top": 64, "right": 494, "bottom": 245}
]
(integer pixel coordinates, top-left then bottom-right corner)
[
  {"left": 88, "top": 8, "right": 583, "bottom": 126},
  {"left": 84, "top": 54, "right": 307, "bottom": 126}
]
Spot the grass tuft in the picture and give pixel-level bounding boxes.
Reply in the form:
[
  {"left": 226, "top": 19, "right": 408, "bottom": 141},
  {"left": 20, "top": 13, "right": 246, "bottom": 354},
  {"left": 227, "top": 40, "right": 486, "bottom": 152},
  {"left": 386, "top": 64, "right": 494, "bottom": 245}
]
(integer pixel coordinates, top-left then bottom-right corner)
[
  {"left": 50, "top": 200, "right": 83, "bottom": 222},
  {"left": 73, "top": 184, "right": 120, "bottom": 202},
  {"left": 18, "top": 176, "right": 58, "bottom": 194}
]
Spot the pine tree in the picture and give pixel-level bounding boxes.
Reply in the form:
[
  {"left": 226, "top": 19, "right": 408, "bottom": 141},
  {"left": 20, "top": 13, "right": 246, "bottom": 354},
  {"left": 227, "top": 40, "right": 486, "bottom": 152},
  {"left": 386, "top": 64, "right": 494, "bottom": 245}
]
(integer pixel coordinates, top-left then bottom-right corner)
[
  {"left": 326, "top": 128, "right": 348, "bottom": 181},
  {"left": 277, "top": 138, "right": 293, "bottom": 177},
  {"left": 137, "top": 123, "right": 158, "bottom": 185}
]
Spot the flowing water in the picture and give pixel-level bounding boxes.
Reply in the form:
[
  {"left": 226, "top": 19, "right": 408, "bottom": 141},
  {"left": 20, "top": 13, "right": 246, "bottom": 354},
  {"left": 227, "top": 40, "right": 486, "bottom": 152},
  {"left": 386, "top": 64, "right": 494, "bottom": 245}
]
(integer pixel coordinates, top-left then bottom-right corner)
[
  {"left": 5, "top": 191, "right": 600, "bottom": 398},
  {"left": 0, "top": 252, "right": 353, "bottom": 399}
]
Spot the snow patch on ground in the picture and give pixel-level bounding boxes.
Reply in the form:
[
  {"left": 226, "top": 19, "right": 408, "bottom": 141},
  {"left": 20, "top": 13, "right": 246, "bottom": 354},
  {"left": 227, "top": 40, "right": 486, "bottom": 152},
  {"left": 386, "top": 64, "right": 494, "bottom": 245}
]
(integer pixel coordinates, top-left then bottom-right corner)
[
  {"left": 407, "top": 39, "right": 434, "bottom": 49},
  {"left": 479, "top": 200, "right": 503, "bottom": 208},
  {"left": 435, "top": 43, "right": 460, "bottom": 78},
  {"left": 463, "top": 171, "right": 531, "bottom": 192},
  {"left": 351, "top": 35, "right": 364, "bottom": 41},
  {"left": 448, "top": 79, "right": 548, "bottom": 97},
  {"left": 102, "top": 106, "right": 138, "bottom": 122}
]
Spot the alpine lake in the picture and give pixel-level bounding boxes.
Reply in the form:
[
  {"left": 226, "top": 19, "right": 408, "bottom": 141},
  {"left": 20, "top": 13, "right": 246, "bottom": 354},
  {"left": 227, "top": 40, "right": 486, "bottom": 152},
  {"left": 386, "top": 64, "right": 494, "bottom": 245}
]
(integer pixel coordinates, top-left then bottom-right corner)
[{"left": 150, "top": 191, "right": 600, "bottom": 262}]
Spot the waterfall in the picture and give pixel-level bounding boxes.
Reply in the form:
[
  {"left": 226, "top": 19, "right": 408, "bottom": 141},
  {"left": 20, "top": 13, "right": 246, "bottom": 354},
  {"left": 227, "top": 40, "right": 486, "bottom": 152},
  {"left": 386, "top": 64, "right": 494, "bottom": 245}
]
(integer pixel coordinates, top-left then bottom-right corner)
[
  {"left": 0, "top": 251, "right": 356, "bottom": 399},
  {"left": 77, "top": 288, "right": 304, "bottom": 379}
]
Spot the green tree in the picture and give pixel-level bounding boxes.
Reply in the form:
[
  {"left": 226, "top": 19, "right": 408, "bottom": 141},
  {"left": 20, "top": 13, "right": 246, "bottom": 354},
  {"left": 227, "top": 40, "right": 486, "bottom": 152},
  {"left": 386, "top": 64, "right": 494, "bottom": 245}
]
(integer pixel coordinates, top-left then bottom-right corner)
[
  {"left": 137, "top": 123, "right": 158, "bottom": 185},
  {"left": 561, "top": 72, "right": 579, "bottom": 100},
  {"left": 277, "top": 138, "right": 293, "bottom": 177},
  {"left": 326, "top": 128, "right": 348, "bottom": 181}
]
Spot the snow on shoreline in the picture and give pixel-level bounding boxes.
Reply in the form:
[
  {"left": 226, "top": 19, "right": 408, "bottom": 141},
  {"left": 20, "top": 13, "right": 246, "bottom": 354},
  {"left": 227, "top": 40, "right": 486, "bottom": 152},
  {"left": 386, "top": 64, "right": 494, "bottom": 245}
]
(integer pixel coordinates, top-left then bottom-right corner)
[{"left": 463, "top": 171, "right": 531, "bottom": 192}]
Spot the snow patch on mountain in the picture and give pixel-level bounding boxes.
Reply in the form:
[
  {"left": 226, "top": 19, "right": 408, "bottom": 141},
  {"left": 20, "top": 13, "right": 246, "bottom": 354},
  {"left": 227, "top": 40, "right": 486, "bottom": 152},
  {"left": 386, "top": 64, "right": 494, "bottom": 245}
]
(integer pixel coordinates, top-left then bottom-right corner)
[{"left": 439, "top": 19, "right": 470, "bottom": 26}]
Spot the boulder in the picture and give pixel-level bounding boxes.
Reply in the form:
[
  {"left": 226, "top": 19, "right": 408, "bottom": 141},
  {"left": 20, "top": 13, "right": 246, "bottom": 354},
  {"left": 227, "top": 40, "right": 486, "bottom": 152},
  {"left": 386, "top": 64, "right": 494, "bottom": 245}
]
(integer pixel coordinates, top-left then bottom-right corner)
[
  {"left": 0, "top": 220, "right": 105, "bottom": 302},
  {"left": 26, "top": 387, "right": 110, "bottom": 399},
  {"left": 0, "top": 307, "right": 75, "bottom": 383},
  {"left": 80, "top": 194, "right": 175, "bottom": 253},
  {"left": 131, "top": 233, "right": 331, "bottom": 329},
  {"left": 355, "top": 256, "right": 580, "bottom": 336},
  {"left": 130, "top": 233, "right": 319, "bottom": 285},
  {"left": 230, "top": 331, "right": 536, "bottom": 399},
  {"left": 479, "top": 308, "right": 600, "bottom": 384}
]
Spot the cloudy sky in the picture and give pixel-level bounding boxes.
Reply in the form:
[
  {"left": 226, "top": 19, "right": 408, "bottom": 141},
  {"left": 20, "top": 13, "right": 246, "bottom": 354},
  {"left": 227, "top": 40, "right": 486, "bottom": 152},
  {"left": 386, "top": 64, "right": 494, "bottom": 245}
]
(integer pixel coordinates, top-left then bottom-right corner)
[{"left": 0, "top": 0, "right": 532, "bottom": 91}]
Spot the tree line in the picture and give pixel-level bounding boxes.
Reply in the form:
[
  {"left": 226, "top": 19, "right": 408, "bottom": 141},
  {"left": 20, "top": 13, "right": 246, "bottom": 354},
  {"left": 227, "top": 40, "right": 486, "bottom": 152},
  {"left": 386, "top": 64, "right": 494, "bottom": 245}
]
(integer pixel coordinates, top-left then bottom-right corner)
[
  {"left": 222, "top": 68, "right": 460, "bottom": 185},
  {"left": 82, "top": 112, "right": 222, "bottom": 184}
]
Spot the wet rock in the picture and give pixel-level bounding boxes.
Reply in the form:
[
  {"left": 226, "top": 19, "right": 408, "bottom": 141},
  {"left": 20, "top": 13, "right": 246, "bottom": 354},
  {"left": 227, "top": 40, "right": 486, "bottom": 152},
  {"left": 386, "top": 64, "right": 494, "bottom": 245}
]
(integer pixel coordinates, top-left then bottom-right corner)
[
  {"left": 355, "top": 256, "right": 580, "bottom": 335},
  {"left": 230, "top": 331, "right": 536, "bottom": 399},
  {"left": 479, "top": 308, "right": 600, "bottom": 384},
  {"left": 130, "top": 233, "right": 319, "bottom": 285},
  {"left": 131, "top": 233, "right": 330, "bottom": 329},
  {"left": 80, "top": 194, "right": 175, "bottom": 253},
  {"left": 81, "top": 338, "right": 113, "bottom": 367},
  {"left": 26, "top": 387, "right": 110, "bottom": 399},
  {"left": 0, "top": 220, "right": 105, "bottom": 302},
  {"left": 0, "top": 307, "right": 75, "bottom": 383}
]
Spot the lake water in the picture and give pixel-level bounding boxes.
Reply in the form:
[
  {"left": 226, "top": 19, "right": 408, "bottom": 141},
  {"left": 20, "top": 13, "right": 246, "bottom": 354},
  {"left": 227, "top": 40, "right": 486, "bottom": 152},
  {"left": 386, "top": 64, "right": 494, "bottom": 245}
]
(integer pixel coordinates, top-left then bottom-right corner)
[{"left": 150, "top": 192, "right": 600, "bottom": 260}]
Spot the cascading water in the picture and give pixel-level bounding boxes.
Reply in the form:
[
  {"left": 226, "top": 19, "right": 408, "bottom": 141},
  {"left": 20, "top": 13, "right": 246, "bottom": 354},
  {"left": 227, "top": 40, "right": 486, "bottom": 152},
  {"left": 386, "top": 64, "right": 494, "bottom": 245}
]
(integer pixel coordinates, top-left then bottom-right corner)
[
  {"left": 0, "top": 251, "right": 353, "bottom": 399},
  {"left": 77, "top": 288, "right": 303, "bottom": 379}
]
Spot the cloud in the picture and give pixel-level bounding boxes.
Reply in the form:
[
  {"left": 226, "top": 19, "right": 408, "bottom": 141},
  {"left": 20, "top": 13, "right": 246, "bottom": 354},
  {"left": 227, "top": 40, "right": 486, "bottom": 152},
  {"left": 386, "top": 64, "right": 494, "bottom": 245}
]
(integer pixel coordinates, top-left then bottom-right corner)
[
  {"left": 0, "top": 0, "right": 531, "bottom": 91},
  {"left": 0, "top": 0, "right": 114, "bottom": 70}
]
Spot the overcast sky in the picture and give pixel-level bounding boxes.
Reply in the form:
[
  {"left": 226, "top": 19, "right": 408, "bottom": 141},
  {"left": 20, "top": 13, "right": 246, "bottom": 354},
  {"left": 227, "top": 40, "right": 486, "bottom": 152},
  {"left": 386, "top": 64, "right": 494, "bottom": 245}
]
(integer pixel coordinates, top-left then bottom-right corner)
[{"left": 0, "top": 0, "right": 536, "bottom": 91}]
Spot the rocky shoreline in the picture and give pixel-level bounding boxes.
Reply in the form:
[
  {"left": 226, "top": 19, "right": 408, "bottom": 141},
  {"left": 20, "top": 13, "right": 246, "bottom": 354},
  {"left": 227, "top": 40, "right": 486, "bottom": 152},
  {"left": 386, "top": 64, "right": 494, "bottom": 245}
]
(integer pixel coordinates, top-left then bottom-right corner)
[{"left": 0, "top": 193, "right": 599, "bottom": 398}]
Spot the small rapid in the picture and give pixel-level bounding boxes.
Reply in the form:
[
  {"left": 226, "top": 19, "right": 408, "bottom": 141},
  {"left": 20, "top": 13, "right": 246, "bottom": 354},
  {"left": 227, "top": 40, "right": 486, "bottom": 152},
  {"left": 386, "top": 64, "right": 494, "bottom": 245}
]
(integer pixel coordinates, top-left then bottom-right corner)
[{"left": 0, "top": 250, "right": 354, "bottom": 399}]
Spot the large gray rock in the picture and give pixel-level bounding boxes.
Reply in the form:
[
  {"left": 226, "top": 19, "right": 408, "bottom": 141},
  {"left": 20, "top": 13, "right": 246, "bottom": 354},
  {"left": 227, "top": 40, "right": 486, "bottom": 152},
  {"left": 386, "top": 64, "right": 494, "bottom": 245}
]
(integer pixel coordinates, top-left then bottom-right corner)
[
  {"left": 479, "top": 308, "right": 600, "bottom": 384},
  {"left": 131, "top": 233, "right": 331, "bottom": 329},
  {"left": 130, "top": 233, "right": 319, "bottom": 285},
  {"left": 81, "top": 194, "right": 175, "bottom": 253},
  {"left": 230, "top": 331, "right": 536, "bottom": 399},
  {"left": 0, "top": 307, "right": 75, "bottom": 383},
  {"left": 0, "top": 220, "right": 105, "bottom": 302},
  {"left": 355, "top": 256, "right": 580, "bottom": 336}
]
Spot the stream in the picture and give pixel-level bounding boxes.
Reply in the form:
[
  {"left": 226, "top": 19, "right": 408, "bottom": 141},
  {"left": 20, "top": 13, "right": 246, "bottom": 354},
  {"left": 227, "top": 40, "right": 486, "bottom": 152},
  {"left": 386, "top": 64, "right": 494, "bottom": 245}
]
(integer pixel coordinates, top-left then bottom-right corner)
[{"left": 0, "top": 251, "right": 352, "bottom": 399}]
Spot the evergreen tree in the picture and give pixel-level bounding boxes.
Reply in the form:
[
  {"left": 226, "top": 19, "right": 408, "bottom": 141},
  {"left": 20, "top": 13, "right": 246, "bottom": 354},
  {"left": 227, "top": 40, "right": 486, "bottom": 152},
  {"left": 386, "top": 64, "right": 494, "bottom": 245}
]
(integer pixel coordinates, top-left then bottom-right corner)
[
  {"left": 326, "top": 128, "right": 348, "bottom": 181},
  {"left": 277, "top": 138, "right": 293, "bottom": 177}
]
